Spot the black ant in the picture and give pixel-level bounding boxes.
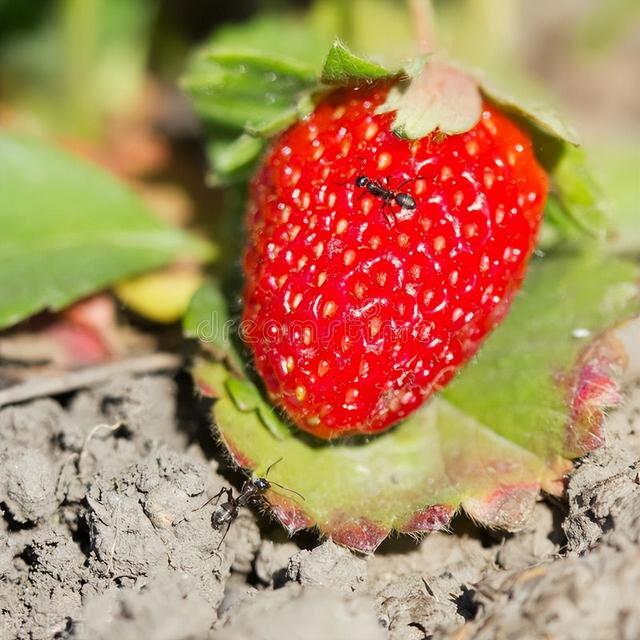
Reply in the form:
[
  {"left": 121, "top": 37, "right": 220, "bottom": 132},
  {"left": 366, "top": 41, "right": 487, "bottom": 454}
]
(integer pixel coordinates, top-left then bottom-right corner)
[
  {"left": 351, "top": 175, "right": 417, "bottom": 225},
  {"left": 195, "top": 458, "right": 304, "bottom": 547},
  {"left": 355, "top": 175, "right": 417, "bottom": 210}
]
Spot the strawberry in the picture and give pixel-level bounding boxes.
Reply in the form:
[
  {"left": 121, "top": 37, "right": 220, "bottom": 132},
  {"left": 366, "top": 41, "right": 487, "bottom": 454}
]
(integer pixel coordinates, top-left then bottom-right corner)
[{"left": 242, "top": 83, "right": 548, "bottom": 439}]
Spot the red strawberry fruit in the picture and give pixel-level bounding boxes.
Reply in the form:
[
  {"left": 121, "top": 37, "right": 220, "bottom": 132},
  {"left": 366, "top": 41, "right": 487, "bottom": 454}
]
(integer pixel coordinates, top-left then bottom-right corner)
[{"left": 242, "top": 83, "right": 548, "bottom": 439}]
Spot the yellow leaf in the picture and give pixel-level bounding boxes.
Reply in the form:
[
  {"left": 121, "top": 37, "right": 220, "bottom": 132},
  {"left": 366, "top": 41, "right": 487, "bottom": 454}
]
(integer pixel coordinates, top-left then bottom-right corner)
[{"left": 116, "top": 267, "right": 204, "bottom": 324}]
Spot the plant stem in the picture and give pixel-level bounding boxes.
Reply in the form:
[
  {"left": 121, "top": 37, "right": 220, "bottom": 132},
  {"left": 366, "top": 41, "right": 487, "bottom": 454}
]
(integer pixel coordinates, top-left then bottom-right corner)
[
  {"left": 408, "top": 0, "right": 436, "bottom": 55},
  {"left": 60, "top": 0, "right": 99, "bottom": 136},
  {"left": 334, "top": 0, "right": 354, "bottom": 46}
]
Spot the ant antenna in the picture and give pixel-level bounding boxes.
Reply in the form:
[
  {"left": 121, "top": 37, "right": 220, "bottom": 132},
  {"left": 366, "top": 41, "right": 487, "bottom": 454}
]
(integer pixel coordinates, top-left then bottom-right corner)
[
  {"left": 264, "top": 457, "right": 284, "bottom": 478},
  {"left": 268, "top": 481, "right": 306, "bottom": 501},
  {"left": 335, "top": 155, "right": 369, "bottom": 187},
  {"left": 262, "top": 458, "right": 306, "bottom": 501}
]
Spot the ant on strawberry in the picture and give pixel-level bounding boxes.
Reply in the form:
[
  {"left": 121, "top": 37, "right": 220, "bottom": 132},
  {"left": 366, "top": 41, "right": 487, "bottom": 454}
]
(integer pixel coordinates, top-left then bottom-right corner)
[
  {"left": 344, "top": 172, "right": 418, "bottom": 225},
  {"left": 195, "top": 458, "right": 304, "bottom": 547},
  {"left": 354, "top": 175, "right": 417, "bottom": 212}
]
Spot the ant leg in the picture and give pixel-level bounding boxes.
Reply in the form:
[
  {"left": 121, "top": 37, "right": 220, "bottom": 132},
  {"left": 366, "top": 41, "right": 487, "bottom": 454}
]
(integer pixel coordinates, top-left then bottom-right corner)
[
  {"left": 216, "top": 521, "right": 232, "bottom": 549},
  {"left": 396, "top": 174, "right": 431, "bottom": 191},
  {"left": 193, "top": 487, "right": 232, "bottom": 512},
  {"left": 383, "top": 175, "right": 397, "bottom": 189},
  {"left": 380, "top": 200, "right": 396, "bottom": 226}
]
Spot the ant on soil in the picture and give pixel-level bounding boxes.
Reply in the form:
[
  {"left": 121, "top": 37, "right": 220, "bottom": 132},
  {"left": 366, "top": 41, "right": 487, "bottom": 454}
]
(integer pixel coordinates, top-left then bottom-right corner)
[{"left": 195, "top": 458, "right": 304, "bottom": 547}]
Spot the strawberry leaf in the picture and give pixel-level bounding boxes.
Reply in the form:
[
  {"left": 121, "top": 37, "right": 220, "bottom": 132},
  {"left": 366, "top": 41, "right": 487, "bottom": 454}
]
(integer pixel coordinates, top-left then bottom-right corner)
[
  {"left": 320, "top": 39, "right": 392, "bottom": 86},
  {"left": 442, "top": 250, "right": 638, "bottom": 460},
  {"left": 0, "top": 134, "right": 214, "bottom": 330},
  {"left": 479, "top": 80, "right": 580, "bottom": 147},
  {"left": 182, "top": 49, "right": 316, "bottom": 134},
  {"left": 193, "top": 250, "right": 639, "bottom": 552},
  {"left": 205, "top": 134, "right": 266, "bottom": 186},
  {"left": 181, "top": 12, "right": 332, "bottom": 185},
  {"left": 545, "top": 146, "right": 611, "bottom": 240},
  {"left": 478, "top": 82, "right": 609, "bottom": 240}
]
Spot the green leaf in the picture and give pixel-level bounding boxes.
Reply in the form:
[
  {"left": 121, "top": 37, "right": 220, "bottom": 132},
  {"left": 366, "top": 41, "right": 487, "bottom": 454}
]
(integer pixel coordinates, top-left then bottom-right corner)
[
  {"left": 442, "top": 250, "right": 638, "bottom": 460},
  {"left": 182, "top": 50, "right": 316, "bottom": 134},
  {"left": 320, "top": 39, "right": 392, "bottom": 86},
  {"left": 544, "top": 146, "right": 610, "bottom": 240},
  {"left": 0, "top": 134, "right": 214, "bottom": 330},
  {"left": 193, "top": 249, "right": 640, "bottom": 552},
  {"left": 181, "top": 12, "right": 332, "bottom": 184},
  {"left": 205, "top": 134, "right": 266, "bottom": 186},
  {"left": 479, "top": 80, "right": 580, "bottom": 147},
  {"left": 482, "top": 89, "right": 611, "bottom": 240},
  {"left": 201, "top": 12, "right": 333, "bottom": 70},
  {"left": 592, "top": 142, "right": 640, "bottom": 254},
  {"left": 226, "top": 377, "right": 291, "bottom": 440},
  {"left": 460, "top": 74, "right": 611, "bottom": 240}
]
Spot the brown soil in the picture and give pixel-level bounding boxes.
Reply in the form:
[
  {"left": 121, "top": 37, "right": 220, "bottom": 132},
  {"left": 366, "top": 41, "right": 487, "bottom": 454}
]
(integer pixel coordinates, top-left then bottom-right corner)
[{"left": 1, "top": 372, "right": 639, "bottom": 639}]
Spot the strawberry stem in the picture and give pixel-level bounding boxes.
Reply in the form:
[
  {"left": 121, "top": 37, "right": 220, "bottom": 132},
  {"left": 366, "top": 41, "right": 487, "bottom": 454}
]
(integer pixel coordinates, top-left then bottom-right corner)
[
  {"left": 334, "top": 0, "right": 354, "bottom": 46},
  {"left": 408, "top": 0, "right": 436, "bottom": 55}
]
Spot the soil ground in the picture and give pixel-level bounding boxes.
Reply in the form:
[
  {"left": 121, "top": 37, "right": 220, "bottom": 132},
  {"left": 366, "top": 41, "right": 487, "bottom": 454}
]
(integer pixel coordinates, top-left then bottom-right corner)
[{"left": 1, "top": 371, "right": 639, "bottom": 639}]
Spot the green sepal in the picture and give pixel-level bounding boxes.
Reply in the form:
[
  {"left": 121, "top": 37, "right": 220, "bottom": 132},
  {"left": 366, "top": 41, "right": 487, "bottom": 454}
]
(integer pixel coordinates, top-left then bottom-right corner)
[{"left": 320, "top": 39, "right": 393, "bottom": 86}]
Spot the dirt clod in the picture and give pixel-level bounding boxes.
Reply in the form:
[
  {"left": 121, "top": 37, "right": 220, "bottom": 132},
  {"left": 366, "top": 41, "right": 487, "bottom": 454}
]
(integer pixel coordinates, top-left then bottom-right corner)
[
  {"left": 287, "top": 540, "right": 367, "bottom": 593},
  {"left": 216, "top": 585, "right": 386, "bottom": 640}
]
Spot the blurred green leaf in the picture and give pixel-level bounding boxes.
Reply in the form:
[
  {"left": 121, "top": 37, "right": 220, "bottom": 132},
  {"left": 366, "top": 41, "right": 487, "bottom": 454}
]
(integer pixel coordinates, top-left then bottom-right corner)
[
  {"left": 181, "top": 12, "right": 332, "bottom": 184},
  {"left": 590, "top": 142, "right": 640, "bottom": 254},
  {"left": 183, "top": 49, "right": 316, "bottom": 133},
  {"left": 182, "top": 1, "right": 414, "bottom": 185},
  {"left": 547, "top": 145, "right": 611, "bottom": 239},
  {"left": 194, "top": 249, "right": 639, "bottom": 551},
  {"left": 205, "top": 134, "right": 266, "bottom": 186},
  {"left": 0, "top": 134, "right": 214, "bottom": 329}
]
